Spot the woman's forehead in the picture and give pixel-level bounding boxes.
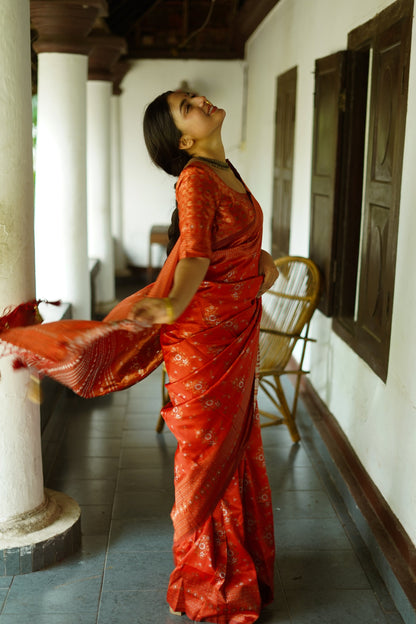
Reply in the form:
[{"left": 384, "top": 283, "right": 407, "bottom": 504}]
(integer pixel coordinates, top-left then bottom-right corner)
[
  {"left": 168, "top": 91, "right": 195, "bottom": 119},
  {"left": 167, "top": 91, "right": 184, "bottom": 113}
]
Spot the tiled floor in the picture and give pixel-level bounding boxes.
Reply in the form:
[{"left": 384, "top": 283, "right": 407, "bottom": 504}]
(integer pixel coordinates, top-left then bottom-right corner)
[{"left": 0, "top": 282, "right": 406, "bottom": 623}]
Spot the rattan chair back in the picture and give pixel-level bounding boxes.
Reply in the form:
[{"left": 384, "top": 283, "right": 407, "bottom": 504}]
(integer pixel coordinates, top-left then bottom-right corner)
[{"left": 258, "top": 256, "right": 320, "bottom": 442}]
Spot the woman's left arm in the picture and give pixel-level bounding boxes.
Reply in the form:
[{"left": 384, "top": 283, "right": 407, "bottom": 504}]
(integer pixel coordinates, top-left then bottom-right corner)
[{"left": 257, "top": 249, "right": 279, "bottom": 297}]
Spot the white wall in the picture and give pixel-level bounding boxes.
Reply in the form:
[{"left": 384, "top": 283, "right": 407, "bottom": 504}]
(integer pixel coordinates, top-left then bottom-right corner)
[
  {"left": 119, "top": 59, "right": 247, "bottom": 267},
  {"left": 245, "top": 0, "right": 416, "bottom": 545}
]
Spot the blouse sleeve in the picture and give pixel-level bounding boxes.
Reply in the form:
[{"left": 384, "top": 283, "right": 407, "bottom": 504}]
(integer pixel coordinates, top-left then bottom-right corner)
[{"left": 176, "top": 166, "right": 218, "bottom": 260}]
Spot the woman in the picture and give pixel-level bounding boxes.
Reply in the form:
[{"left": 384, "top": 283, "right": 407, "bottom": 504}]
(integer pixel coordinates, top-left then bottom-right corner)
[
  {"left": 0, "top": 89, "right": 277, "bottom": 624},
  {"left": 132, "top": 90, "right": 278, "bottom": 623}
]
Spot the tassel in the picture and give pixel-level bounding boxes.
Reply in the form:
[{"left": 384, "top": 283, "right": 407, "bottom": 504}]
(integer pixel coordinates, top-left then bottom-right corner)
[
  {"left": 0, "top": 299, "right": 61, "bottom": 331},
  {"left": 12, "top": 359, "right": 27, "bottom": 370}
]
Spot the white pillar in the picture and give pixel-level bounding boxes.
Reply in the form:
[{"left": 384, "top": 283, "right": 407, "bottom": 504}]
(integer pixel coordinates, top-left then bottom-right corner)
[
  {"left": 0, "top": 0, "right": 43, "bottom": 521},
  {"left": 0, "top": 0, "right": 80, "bottom": 575},
  {"left": 110, "top": 60, "right": 130, "bottom": 277},
  {"left": 35, "top": 54, "right": 90, "bottom": 320},
  {"left": 86, "top": 25, "right": 126, "bottom": 315},
  {"left": 111, "top": 93, "right": 127, "bottom": 275},
  {"left": 87, "top": 79, "right": 116, "bottom": 313}
]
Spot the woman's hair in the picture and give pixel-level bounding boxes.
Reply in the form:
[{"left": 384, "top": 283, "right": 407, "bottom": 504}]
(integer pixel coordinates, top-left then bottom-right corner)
[
  {"left": 143, "top": 91, "right": 191, "bottom": 254},
  {"left": 143, "top": 91, "right": 191, "bottom": 177}
]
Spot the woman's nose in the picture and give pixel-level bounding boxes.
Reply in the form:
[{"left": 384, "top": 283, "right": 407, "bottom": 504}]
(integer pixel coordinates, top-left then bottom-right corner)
[{"left": 194, "top": 95, "right": 206, "bottom": 107}]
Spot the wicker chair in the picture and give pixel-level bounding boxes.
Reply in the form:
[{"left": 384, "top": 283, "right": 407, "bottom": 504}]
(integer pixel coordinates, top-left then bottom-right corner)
[
  {"left": 258, "top": 256, "right": 320, "bottom": 443},
  {"left": 156, "top": 255, "right": 320, "bottom": 437}
]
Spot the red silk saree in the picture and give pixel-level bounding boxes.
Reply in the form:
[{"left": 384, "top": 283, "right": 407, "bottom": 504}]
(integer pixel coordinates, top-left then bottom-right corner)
[
  {"left": 0, "top": 162, "right": 275, "bottom": 623},
  {"left": 160, "top": 163, "right": 275, "bottom": 622}
]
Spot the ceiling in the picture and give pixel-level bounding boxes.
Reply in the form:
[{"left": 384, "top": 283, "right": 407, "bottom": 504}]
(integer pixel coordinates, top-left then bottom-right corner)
[
  {"left": 30, "top": 0, "right": 279, "bottom": 89},
  {"left": 105, "top": 0, "right": 280, "bottom": 60}
]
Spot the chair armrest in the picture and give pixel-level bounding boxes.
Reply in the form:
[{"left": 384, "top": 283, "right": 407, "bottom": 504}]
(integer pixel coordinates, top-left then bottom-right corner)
[
  {"left": 259, "top": 327, "right": 317, "bottom": 343},
  {"left": 259, "top": 327, "right": 301, "bottom": 339}
]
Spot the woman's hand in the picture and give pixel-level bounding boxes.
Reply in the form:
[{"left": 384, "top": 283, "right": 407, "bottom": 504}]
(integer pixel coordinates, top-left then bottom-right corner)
[
  {"left": 127, "top": 257, "right": 209, "bottom": 327},
  {"left": 128, "top": 297, "right": 175, "bottom": 326},
  {"left": 257, "top": 250, "right": 279, "bottom": 297}
]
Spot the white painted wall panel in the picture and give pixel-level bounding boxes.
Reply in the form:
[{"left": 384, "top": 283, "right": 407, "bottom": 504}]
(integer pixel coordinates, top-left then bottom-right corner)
[{"left": 245, "top": 0, "right": 416, "bottom": 544}]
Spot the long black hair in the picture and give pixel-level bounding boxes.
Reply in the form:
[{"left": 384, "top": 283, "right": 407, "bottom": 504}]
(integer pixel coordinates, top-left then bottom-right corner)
[{"left": 143, "top": 91, "right": 191, "bottom": 255}]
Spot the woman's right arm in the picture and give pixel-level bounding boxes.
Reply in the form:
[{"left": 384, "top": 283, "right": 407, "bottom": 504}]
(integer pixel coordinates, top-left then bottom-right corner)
[
  {"left": 130, "top": 166, "right": 215, "bottom": 326},
  {"left": 128, "top": 256, "right": 210, "bottom": 326}
]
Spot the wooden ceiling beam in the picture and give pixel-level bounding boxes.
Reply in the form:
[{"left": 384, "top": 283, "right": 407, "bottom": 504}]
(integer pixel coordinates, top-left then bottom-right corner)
[{"left": 232, "top": 0, "right": 281, "bottom": 54}]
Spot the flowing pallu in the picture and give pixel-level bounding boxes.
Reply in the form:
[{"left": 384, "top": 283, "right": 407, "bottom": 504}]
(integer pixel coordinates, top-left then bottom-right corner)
[
  {"left": 0, "top": 161, "right": 275, "bottom": 623},
  {"left": 0, "top": 245, "right": 181, "bottom": 396}
]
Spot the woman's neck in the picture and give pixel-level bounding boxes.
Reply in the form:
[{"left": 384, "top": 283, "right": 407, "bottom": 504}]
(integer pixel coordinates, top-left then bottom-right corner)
[{"left": 191, "top": 135, "right": 226, "bottom": 162}]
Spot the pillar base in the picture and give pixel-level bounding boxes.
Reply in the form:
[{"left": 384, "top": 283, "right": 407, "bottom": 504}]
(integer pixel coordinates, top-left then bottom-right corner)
[{"left": 0, "top": 489, "right": 81, "bottom": 576}]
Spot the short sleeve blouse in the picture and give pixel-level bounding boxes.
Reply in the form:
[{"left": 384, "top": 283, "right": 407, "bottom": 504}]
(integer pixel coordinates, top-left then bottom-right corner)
[{"left": 176, "top": 164, "right": 219, "bottom": 260}]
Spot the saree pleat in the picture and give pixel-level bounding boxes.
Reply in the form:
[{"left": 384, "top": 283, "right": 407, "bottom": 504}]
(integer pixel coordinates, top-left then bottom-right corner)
[{"left": 161, "top": 275, "right": 275, "bottom": 622}]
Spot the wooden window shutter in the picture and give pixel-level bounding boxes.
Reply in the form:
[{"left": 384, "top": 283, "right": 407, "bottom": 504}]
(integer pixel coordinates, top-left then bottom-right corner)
[
  {"left": 272, "top": 67, "right": 297, "bottom": 258},
  {"left": 333, "top": 49, "right": 369, "bottom": 334},
  {"left": 355, "top": 12, "right": 411, "bottom": 380},
  {"left": 309, "top": 52, "right": 347, "bottom": 316}
]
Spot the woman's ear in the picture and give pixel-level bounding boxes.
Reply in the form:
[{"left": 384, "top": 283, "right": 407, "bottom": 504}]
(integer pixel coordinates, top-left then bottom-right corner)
[{"left": 179, "top": 135, "right": 194, "bottom": 151}]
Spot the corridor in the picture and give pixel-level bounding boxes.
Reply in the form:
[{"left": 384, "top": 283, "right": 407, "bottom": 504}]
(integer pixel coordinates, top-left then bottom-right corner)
[{"left": 0, "top": 362, "right": 404, "bottom": 623}]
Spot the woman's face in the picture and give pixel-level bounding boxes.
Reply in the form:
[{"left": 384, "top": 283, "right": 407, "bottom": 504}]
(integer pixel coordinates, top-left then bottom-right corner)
[{"left": 167, "top": 91, "right": 225, "bottom": 147}]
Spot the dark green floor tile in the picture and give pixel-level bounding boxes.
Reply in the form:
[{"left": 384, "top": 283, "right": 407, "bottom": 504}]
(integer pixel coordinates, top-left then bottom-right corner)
[
  {"left": 260, "top": 427, "right": 297, "bottom": 448},
  {"left": 264, "top": 444, "right": 312, "bottom": 468},
  {"left": 285, "top": 588, "right": 393, "bottom": 623},
  {"left": 112, "top": 490, "right": 174, "bottom": 519},
  {"left": 119, "top": 446, "right": 175, "bottom": 469},
  {"left": 108, "top": 516, "right": 173, "bottom": 552},
  {"left": 128, "top": 397, "right": 164, "bottom": 412},
  {"left": 50, "top": 456, "right": 120, "bottom": 480},
  {"left": 116, "top": 467, "right": 173, "bottom": 492},
  {"left": 2, "top": 537, "right": 106, "bottom": 616},
  {"left": 0, "top": 588, "right": 9, "bottom": 610},
  {"left": 274, "top": 518, "right": 351, "bottom": 550},
  {"left": 46, "top": 478, "right": 117, "bottom": 505},
  {"left": 110, "top": 390, "right": 129, "bottom": 406},
  {"left": 268, "top": 464, "right": 323, "bottom": 491},
  {"left": 0, "top": 615, "right": 97, "bottom": 623},
  {"left": 62, "top": 400, "right": 126, "bottom": 420},
  {"left": 0, "top": 576, "right": 12, "bottom": 589},
  {"left": 97, "top": 589, "right": 193, "bottom": 624},
  {"left": 79, "top": 504, "right": 113, "bottom": 535},
  {"left": 2, "top": 570, "right": 101, "bottom": 616},
  {"left": 124, "top": 412, "right": 163, "bottom": 431},
  {"left": 59, "top": 436, "right": 121, "bottom": 458},
  {"left": 277, "top": 549, "right": 371, "bottom": 590},
  {"left": 64, "top": 419, "right": 124, "bottom": 440},
  {"left": 121, "top": 429, "right": 178, "bottom": 449},
  {"left": 272, "top": 490, "right": 337, "bottom": 519},
  {"left": 103, "top": 550, "right": 173, "bottom": 591}
]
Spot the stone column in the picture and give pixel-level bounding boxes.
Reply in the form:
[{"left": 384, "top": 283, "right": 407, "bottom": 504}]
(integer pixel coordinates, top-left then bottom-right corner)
[
  {"left": 0, "top": 0, "right": 93, "bottom": 576},
  {"left": 111, "top": 60, "right": 130, "bottom": 276},
  {"left": 87, "top": 21, "right": 126, "bottom": 316},
  {"left": 31, "top": 0, "right": 107, "bottom": 320}
]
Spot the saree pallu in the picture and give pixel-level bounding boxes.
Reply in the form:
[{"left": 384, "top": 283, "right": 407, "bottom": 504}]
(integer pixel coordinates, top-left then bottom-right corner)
[{"left": 0, "top": 247, "right": 181, "bottom": 396}]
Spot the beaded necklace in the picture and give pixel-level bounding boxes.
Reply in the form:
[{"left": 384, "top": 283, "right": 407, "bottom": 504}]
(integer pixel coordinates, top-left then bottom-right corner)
[{"left": 193, "top": 155, "right": 229, "bottom": 170}]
